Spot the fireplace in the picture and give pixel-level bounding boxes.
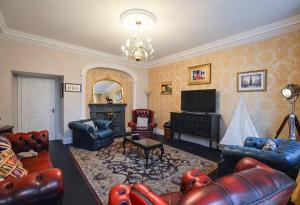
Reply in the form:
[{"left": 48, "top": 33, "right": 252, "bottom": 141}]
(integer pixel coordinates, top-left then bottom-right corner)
[{"left": 89, "top": 103, "right": 127, "bottom": 137}]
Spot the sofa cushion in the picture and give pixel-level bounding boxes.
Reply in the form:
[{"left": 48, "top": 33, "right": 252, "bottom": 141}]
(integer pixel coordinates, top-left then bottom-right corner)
[
  {"left": 25, "top": 160, "right": 53, "bottom": 174},
  {"left": 21, "top": 151, "right": 50, "bottom": 167},
  {"left": 95, "top": 130, "right": 113, "bottom": 139},
  {"left": 17, "top": 149, "right": 38, "bottom": 159},
  {"left": 83, "top": 120, "right": 96, "bottom": 130},
  {"left": 0, "top": 138, "right": 28, "bottom": 180},
  {"left": 137, "top": 117, "right": 148, "bottom": 128},
  {"left": 262, "top": 139, "right": 277, "bottom": 151}
]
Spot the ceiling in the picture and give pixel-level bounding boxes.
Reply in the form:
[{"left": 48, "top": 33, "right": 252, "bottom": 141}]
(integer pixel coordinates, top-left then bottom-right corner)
[{"left": 0, "top": 0, "right": 300, "bottom": 62}]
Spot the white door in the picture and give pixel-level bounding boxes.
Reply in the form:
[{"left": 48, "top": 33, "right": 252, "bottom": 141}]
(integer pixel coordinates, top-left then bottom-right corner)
[{"left": 19, "top": 77, "right": 56, "bottom": 140}]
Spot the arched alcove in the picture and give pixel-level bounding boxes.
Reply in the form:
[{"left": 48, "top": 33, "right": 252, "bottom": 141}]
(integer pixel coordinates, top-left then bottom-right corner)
[{"left": 84, "top": 67, "right": 134, "bottom": 126}]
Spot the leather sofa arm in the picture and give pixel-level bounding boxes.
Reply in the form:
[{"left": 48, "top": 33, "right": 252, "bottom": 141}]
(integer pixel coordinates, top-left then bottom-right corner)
[
  {"left": 234, "top": 157, "right": 271, "bottom": 172},
  {"left": 68, "top": 122, "right": 95, "bottom": 134},
  {"left": 128, "top": 121, "right": 137, "bottom": 128},
  {"left": 180, "top": 169, "right": 212, "bottom": 194},
  {"left": 222, "top": 145, "right": 290, "bottom": 170},
  {"left": 109, "top": 184, "right": 168, "bottom": 205},
  {"left": 149, "top": 122, "right": 157, "bottom": 129},
  {"left": 0, "top": 168, "right": 64, "bottom": 205}
]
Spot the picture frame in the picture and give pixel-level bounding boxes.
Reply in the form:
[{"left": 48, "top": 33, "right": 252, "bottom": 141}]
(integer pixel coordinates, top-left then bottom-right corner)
[
  {"left": 188, "top": 63, "right": 211, "bottom": 85},
  {"left": 115, "top": 89, "right": 123, "bottom": 101},
  {"left": 65, "top": 83, "right": 81, "bottom": 92},
  {"left": 160, "top": 82, "right": 172, "bottom": 95},
  {"left": 237, "top": 70, "right": 267, "bottom": 92}
]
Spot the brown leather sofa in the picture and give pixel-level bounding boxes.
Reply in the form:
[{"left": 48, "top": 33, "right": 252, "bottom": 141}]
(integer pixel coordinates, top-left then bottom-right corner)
[
  {"left": 109, "top": 157, "right": 296, "bottom": 205},
  {"left": 0, "top": 130, "right": 64, "bottom": 205}
]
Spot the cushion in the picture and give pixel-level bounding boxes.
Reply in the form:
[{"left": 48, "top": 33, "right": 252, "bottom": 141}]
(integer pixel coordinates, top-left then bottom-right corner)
[
  {"left": 84, "top": 120, "right": 96, "bottom": 130},
  {"left": 137, "top": 117, "right": 148, "bottom": 128},
  {"left": 17, "top": 149, "right": 38, "bottom": 159},
  {"left": 0, "top": 137, "right": 28, "bottom": 181},
  {"left": 95, "top": 130, "right": 113, "bottom": 139},
  {"left": 262, "top": 139, "right": 277, "bottom": 151},
  {"left": 21, "top": 150, "right": 50, "bottom": 167}
]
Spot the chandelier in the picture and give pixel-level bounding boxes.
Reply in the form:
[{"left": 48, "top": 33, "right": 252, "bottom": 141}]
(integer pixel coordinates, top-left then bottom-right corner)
[{"left": 120, "top": 9, "right": 157, "bottom": 62}]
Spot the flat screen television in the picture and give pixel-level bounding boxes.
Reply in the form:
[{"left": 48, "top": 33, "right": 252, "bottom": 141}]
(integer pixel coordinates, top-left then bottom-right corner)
[{"left": 181, "top": 89, "right": 216, "bottom": 113}]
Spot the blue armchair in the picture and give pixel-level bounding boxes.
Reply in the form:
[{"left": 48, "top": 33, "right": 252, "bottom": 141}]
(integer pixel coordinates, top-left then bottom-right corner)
[
  {"left": 68, "top": 119, "right": 114, "bottom": 151},
  {"left": 218, "top": 137, "right": 300, "bottom": 179}
]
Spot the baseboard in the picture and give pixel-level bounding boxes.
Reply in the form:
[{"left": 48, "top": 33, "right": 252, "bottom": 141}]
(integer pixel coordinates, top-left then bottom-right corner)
[{"left": 62, "top": 136, "right": 73, "bottom": 145}]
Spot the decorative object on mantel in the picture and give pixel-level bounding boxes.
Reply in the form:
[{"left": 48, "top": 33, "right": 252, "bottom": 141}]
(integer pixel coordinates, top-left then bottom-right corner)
[
  {"left": 105, "top": 96, "right": 113, "bottom": 104},
  {"left": 237, "top": 70, "right": 267, "bottom": 92},
  {"left": 120, "top": 9, "right": 156, "bottom": 62},
  {"left": 65, "top": 83, "right": 81, "bottom": 92},
  {"left": 188, "top": 63, "right": 211, "bottom": 85},
  {"left": 220, "top": 95, "right": 260, "bottom": 146},
  {"left": 275, "top": 84, "right": 300, "bottom": 140},
  {"left": 160, "top": 82, "right": 172, "bottom": 95}
]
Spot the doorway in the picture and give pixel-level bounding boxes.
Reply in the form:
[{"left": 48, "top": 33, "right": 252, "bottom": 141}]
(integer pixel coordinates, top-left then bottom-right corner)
[{"left": 17, "top": 75, "right": 63, "bottom": 141}]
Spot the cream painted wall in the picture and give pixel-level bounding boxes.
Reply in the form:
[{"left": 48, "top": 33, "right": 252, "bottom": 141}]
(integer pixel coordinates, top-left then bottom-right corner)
[
  {"left": 0, "top": 37, "right": 148, "bottom": 142},
  {"left": 149, "top": 31, "right": 300, "bottom": 140}
]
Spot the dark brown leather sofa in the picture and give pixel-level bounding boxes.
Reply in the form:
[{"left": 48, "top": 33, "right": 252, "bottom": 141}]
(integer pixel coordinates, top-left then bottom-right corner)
[
  {"left": 109, "top": 157, "right": 295, "bottom": 205},
  {"left": 0, "top": 130, "right": 64, "bottom": 205}
]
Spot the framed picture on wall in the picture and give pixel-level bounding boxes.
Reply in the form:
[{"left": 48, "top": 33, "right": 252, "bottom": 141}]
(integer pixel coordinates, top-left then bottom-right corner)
[
  {"left": 115, "top": 89, "right": 122, "bottom": 101},
  {"left": 160, "top": 82, "right": 172, "bottom": 95},
  {"left": 237, "top": 70, "right": 267, "bottom": 92},
  {"left": 65, "top": 83, "right": 81, "bottom": 92},
  {"left": 188, "top": 63, "right": 211, "bottom": 85}
]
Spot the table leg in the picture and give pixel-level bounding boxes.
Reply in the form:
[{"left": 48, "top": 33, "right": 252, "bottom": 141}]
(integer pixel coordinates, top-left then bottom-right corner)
[
  {"left": 160, "top": 147, "right": 164, "bottom": 162},
  {"left": 144, "top": 150, "right": 149, "bottom": 169},
  {"left": 123, "top": 140, "right": 126, "bottom": 154}
]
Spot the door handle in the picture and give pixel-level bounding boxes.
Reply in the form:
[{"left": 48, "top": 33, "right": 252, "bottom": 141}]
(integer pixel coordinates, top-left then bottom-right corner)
[{"left": 51, "top": 108, "right": 55, "bottom": 113}]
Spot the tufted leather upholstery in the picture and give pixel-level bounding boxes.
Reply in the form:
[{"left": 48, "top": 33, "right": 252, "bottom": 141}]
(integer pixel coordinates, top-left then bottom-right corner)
[
  {"left": 218, "top": 136, "right": 300, "bottom": 179},
  {"left": 0, "top": 131, "right": 64, "bottom": 205},
  {"left": 108, "top": 157, "right": 295, "bottom": 205},
  {"left": 7, "top": 130, "right": 49, "bottom": 153},
  {"left": 69, "top": 119, "right": 114, "bottom": 151},
  {"left": 128, "top": 109, "right": 157, "bottom": 137}
]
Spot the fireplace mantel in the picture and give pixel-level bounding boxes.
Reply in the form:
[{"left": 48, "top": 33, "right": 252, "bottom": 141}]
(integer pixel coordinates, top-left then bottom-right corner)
[{"left": 89, "top": 103, "right": 127, "bottom": 137}]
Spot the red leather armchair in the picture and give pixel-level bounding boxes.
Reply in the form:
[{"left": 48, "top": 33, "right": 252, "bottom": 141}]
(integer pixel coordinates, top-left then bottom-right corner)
[
  {"left": 128, "top": 109, "right": 157, "bottom": 137},
  {"left": 109, "top": 157, "right": 296, "bottom": 205},
  {"left": 0, "top": 130, "right": 64, "bottom": 205}
]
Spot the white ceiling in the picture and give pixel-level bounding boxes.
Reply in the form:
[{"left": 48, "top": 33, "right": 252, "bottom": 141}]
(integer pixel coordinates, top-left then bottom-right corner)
[{"left": 0, "top": 0, "right": 300, "bottom": 61}]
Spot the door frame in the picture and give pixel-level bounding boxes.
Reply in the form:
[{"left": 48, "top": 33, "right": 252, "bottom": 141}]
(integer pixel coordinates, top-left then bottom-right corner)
[{"left": 16, "top": 73, "right": 63, "bottom": 140}]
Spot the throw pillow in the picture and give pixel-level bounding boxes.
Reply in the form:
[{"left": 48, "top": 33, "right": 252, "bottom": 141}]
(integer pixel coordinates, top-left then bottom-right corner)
[
  {"left": 137, "top": 117, "right": 149, "bottom": 127},
  {"left": 0, "top": 136, "right": 11, "bottom": 151},
  {"left": 262, "top": 139, "right": 277, "bottom": 151},
  {"left": 0, "top": 145, "right": 28, "bottom": 180},
  {"left": 17, "top": 149, "right": 38, "bottom": 159},
  {"left": 84, "top": 120, "right": 96, "bottom": 130}
]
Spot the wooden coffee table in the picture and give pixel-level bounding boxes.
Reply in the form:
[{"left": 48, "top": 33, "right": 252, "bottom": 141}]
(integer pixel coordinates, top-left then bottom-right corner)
[{"left": 123, "top": 136, "right": 164, "bottom": 168}]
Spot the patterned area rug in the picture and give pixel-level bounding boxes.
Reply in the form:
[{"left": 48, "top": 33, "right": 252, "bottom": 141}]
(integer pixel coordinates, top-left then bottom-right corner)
[{"left": 69, "top": 138, "right": 217, "bottom": 205}]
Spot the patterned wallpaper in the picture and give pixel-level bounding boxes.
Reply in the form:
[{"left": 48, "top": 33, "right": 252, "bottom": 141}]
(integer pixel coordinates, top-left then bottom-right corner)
[
  {"left": 86, "top": 68, "right": 133, "bottom": 125},
  {"left": 149, "top": 31, "right": 300, "bottom": 140}
]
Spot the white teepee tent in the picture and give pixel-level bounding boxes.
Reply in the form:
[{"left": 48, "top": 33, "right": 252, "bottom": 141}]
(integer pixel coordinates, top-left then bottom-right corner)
[{"left": 220, "top": 95, "right": 260, "bottom": 146}]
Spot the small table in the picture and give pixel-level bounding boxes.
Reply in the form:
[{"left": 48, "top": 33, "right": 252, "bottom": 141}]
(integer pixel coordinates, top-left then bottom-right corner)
[
  {"left": 123, "top": 136, "right": 164, "bottom": 169},
  {"left": 0, "top": 125, "right": 14, "bottom": 135}
]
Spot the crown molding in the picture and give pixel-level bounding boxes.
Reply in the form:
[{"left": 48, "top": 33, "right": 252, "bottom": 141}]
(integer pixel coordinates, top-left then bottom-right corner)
[
  {"left": 146, "top": 14, "right": 300, "bottom": 69},
  {"left": 0, "top": 9, "right": 299, "bottom": 70},
  {"left": 0, "top": 11, "right": 147, "bottom": 69}
]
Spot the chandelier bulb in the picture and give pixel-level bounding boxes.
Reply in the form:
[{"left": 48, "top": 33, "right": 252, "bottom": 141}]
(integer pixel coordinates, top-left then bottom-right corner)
[{"left": 126, "top": 39, "right": 130, "bottom": 47}]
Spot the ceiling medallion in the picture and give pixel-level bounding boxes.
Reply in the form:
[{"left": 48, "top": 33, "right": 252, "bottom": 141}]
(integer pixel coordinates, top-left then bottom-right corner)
[{"left": 120, "top": 9, "right": 157, "bottom": 62}]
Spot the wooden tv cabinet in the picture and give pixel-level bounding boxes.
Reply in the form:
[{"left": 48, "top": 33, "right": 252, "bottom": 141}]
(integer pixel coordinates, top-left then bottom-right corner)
[{"left": 170, "top": 112, "right": 220, "bottom": 150}]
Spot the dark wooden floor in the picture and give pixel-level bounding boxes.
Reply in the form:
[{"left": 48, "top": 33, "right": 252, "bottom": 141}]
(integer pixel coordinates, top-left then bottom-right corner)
[{"left": 49, "top": 136, "right": 221, "bottom": 205}]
